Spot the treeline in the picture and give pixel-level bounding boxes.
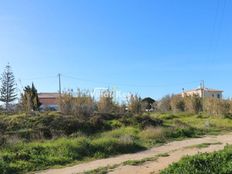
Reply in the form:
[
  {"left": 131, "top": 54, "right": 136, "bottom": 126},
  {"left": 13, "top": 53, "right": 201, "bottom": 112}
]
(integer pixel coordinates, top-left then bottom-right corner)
[
  {"left": 58, "top": 89, "right": 144, "bottom": 118},
  {"left": 58, "top": 90, "right": 232, "bottom": 118},
  {"left": 158, "top": 94, "right": 232, "bottom": 117}
]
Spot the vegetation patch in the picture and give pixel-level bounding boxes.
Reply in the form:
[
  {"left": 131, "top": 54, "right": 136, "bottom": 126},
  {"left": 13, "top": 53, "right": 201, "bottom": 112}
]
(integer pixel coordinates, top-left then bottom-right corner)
[
  {"left": 84, "top": 152, "right": 170, "bottom": 174},
  {"left": 123, "top": 153, "right": 169, "bottom": 166},
  {"left": 0, "top": 134, "right": 145, "bottom": 174},
  {"left": 1, "top": 112, "right": 232, "bottom": 174},
  {"left": 83, "top": 164, "right": 120, "bottom": 174},
  {"left": 161, "top": 145, "right": 232, "bottom": 174},
  {"left": 123, "top": 156, "right": 158, "bottom": 166}
]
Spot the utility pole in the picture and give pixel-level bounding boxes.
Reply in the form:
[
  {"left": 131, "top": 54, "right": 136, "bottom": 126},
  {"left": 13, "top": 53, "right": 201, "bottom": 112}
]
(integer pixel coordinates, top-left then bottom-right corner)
[
  {"left": 58, "top": 73, "right": 61, "bottom": 97},
  {"left": 201, "top": 80, "right": 205, "bottom": 112},
  {"left": 58, "top": 73, "right": 62, "bottom": 112}
]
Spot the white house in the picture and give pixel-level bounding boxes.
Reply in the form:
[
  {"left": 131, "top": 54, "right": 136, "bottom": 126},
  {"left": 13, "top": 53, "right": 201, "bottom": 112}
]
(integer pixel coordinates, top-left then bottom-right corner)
[{"left": 182, "top": 87, "right": 223, "bottom": 99}]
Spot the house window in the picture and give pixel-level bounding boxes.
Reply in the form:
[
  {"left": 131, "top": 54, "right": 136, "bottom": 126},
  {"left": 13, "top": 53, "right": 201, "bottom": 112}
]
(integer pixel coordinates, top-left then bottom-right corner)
[
  {"left": 217, "top": 94, "right": 220, "bottom": 99},
  {"left": 212, "top": 94, "right": 214, "bottom": 97}
]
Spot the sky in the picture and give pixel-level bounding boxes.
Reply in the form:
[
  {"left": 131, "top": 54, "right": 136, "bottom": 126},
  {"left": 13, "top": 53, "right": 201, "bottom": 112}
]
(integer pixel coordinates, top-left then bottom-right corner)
[{"left": 0, "top": 0, "right": 231, "bottom": 100}]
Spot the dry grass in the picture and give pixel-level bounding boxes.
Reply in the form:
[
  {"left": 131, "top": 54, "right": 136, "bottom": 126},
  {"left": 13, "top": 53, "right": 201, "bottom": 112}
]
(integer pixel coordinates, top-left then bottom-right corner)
[{"left": 139, "top": 127, "right": 166, "bottom": 140}]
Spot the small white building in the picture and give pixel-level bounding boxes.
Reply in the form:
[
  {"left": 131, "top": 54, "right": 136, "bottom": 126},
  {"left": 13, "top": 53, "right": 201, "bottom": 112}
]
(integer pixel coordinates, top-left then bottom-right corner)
[{"left": 182, "top": 88, "right": 223, "bottom": 99}]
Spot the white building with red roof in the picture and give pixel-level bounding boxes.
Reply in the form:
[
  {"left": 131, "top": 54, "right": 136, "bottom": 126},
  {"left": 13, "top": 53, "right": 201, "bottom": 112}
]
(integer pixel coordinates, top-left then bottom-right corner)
[{"left": 182, "top": 88, "right": 223, "bottom": 99}]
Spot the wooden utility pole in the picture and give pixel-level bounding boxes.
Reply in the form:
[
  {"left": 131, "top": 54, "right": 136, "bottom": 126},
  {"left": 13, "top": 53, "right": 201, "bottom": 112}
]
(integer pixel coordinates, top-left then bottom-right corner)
[
  {"left": 201, "top": 80, "right": 205, "bottom": 112},
  {"left": 58, "top": 73, "right": 61, "bottom": 97},
  {"left": 58, "top": 73, "right": 62, "bottom": 111}
]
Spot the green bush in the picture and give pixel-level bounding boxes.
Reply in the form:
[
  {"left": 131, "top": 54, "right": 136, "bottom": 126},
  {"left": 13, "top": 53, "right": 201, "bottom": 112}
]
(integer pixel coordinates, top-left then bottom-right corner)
[
  {"left": 135, "top": 115, "right": 163, "bottom": 128},
  {"left": 119, "top": 114, "right": 163, "bottom": 128},
  {"left": 161, "top": 145, "right": 232, "bottom": 174},
  {"left": 101, "top": 127, "right": 138, "bottom": 138},
  {"left": 165, "top": 120, "right": 203, "bottom": 139},
  {"left": 107, "top": 120, "right": 123, "bottom": 128}
]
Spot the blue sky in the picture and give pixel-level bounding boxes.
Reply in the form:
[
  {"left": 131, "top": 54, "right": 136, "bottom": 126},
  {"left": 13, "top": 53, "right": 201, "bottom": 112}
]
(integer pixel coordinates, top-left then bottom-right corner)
[{"left": 0, "top": 0, "right": 231, "bottom": 100}]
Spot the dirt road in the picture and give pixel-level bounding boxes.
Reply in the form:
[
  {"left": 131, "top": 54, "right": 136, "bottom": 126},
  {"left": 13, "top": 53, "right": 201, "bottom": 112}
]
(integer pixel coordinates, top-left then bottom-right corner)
[{"left": 35, "top": 133, "right": 232, "bottom": 174}]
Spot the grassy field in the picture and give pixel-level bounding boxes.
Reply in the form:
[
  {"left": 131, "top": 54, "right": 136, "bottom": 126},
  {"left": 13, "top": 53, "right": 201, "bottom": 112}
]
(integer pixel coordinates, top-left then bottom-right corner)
[
  {"left": 155, "top": 112, "right": 232, "bottom": 133},
  {"left": 1, "top": 112, "right": 232, "bottom": 174}
]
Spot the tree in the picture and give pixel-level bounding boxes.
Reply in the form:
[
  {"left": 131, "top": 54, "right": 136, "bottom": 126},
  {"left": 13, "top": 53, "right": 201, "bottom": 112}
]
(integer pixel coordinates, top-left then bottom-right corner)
[
  {"left": 157, "top": 95, "right": 171, "bottom": 112},
  {"left": 170, "top": 95, "right": 185, "bottom": 113},
  {"left": 97, "top": 89, "right": 115, "bottom": 113},
  {"left": 0, "top": 64, "right": 17, "bottom": 111},
  {"left": 59, "top": 89, "right": 96, "bottom": 118},
  {"left": 184, "top": 95, "right": 202, "bottom": 114},
  {"left": 21, "top": 83, "right": 41, "bottom": 112},
  {"left": 31, "top": 83, "right": 41, "bottom": 111},
  {"left": 127, "top": 94, "right": 142, "bottom": 114}
]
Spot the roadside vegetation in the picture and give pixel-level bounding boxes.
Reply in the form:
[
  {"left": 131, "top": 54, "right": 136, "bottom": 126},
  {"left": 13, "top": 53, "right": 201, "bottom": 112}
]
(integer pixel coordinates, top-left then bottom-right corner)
[
  {"left": 1, "top": 65, "right": 232, "bottom": 173},
  {"left": 161, "top": 145, "right": 232, "bottom": 174},
  {"left": 1, "top": 112, "right": 232, "bottom": 174}
]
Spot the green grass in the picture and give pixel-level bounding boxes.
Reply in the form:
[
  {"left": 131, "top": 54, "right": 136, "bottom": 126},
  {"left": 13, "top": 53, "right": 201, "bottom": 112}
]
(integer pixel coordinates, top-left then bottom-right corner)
[
  {"left": 0, "top": 134, "right": 145, "bottom": 174},
  {"left": 83, "top": 164, "right": 120, "bottom": 174},
  {"left": 161, "top": 145, "right": 232, "bottom": 174},
  {"left": 123, "top": 156, "right": 159, "bottom": 166},
  {"left": 1, "top": 112, "right": 232, "bottom": 174},
  {"left": 123, "top": 153, "right": 169, "bottom": 166},
  {"left": 0, "top": 122, "right": 201, "bottom": 174},
  {"left": 153, "top": 113, "right": 232, "bottom": 134}
]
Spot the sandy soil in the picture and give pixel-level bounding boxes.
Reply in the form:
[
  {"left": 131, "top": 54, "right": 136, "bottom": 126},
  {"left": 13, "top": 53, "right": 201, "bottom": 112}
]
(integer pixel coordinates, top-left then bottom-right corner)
[{"left": 35, "top": 133, "right": 232, "bottom": 174}]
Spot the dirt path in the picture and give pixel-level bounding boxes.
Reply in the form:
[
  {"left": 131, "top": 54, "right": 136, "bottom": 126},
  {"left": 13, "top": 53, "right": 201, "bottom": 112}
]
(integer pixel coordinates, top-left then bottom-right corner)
[{"left": 35, "top": 133, "right": 232, "bottom": 174}]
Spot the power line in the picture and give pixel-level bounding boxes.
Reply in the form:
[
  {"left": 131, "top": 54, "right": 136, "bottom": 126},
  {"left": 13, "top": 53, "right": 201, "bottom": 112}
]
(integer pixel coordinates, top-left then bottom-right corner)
[
  {"left": 17, "top": 73, "right": 202, "bottom": 92},
  {"left": 62, "top": 74, "right": 200, "bottom": 88}
]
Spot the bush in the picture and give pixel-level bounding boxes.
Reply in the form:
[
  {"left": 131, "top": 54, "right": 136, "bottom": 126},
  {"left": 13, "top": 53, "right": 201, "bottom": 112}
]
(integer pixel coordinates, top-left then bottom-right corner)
[
  {"left": 101, "top": 127, "right": 139, "bottom": 139},
  {"left": 165, "top": 120, "right": 203, "bottom": 139},
  {"left": 127, "top": 94, "right": 142, "bottom": 114},
  {"left": 161, "top": 145, "right": 232, "bottom": 174},
  {"left": 107, "top": 120, "right": 123, "bottom": 129},
  {"left": 119, "top": 114, "right": 163, "bottom": 128},
  {"left": 59, "top": 90, "right": 95, "bottom": 117},
  {"left": 135, "top": 115, "right": 163, "bottom": 128}
]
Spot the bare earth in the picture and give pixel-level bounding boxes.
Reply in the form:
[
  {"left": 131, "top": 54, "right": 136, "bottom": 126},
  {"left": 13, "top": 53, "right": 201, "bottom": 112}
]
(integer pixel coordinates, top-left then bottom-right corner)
[{"left": 35, "top": 133, "right": 232, "bottom": 174}]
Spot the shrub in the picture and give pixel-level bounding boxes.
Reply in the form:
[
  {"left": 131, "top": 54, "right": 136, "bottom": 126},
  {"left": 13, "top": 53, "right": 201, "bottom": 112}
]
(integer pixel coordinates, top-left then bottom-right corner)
[
  {"left": 161, "top": 145, "right": 232, "bottom": 174},
  {"left": 97, "top": 90, "right": 116, "bottom": 113},
  {"left": 170, "top": 95, "right": 185, "bottom": 113},
  {"left": 135, "top": 115, "right": 163, "bottom": 128},
  {"left": 157, "top": 95, "right": 172, "bottom": 112},
  {"left": 107, "top": 120, "right": 123, "bottom": 129},
  {"left": 101, "top": 127, "right": 139, "bottom": 139},
  {"left": 165, "top": 120, "right": 202, "bottom": 139},
  {"left": 59, "top": 89, "right": 95, "bottom": 117},
  {"left": 119, "top": 114, "right": 163, "bottom": 128},
  {"left": 127, "top": 94, "right": 142, "bottom": 114}
]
